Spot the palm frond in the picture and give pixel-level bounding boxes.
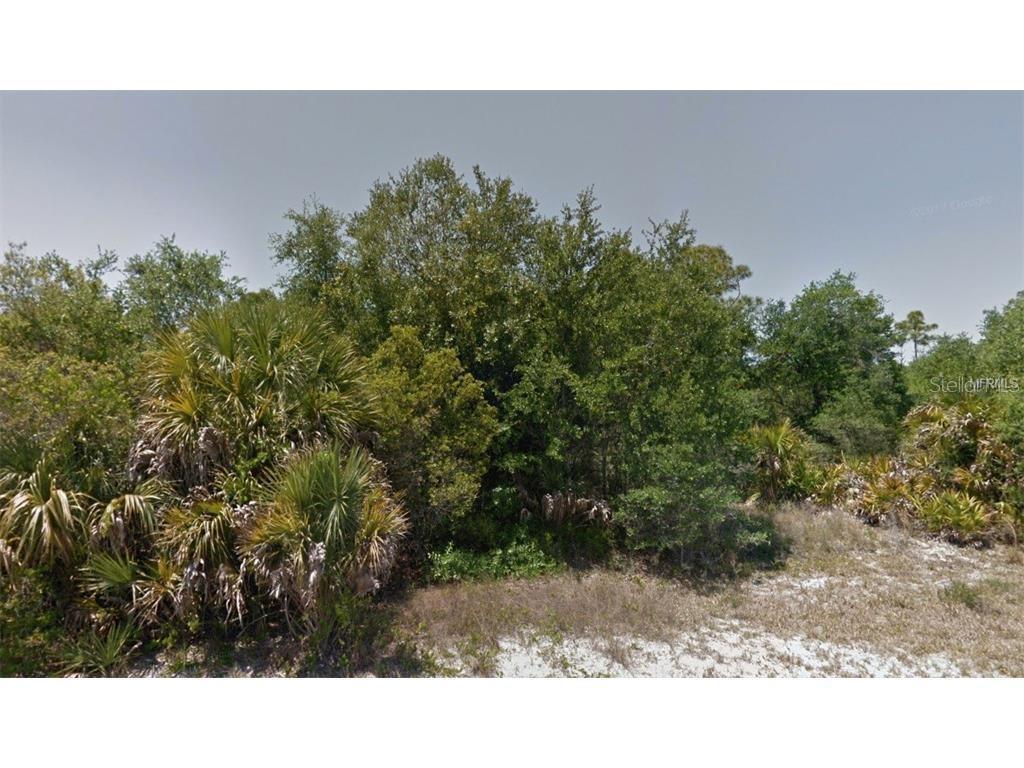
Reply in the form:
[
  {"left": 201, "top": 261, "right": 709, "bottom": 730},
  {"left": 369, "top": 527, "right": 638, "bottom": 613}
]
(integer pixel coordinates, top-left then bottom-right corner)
[
  {"left": 159, "top": 499, "right": 235, "bottom": 569},
  {"left": 0, "top": 459, "right": 86, "bottom": 567},
  {"left": 60, "top": 622, "right": 139, "bottom": 677},
  {"left": 91, "top": 480, "right": 167, "bottom": 549},
  {"left": 350, "top": 484, "right": 408, "bottom": 595},
  {"left": 81, "top": 551, "right": 139, "bottom": 600}
]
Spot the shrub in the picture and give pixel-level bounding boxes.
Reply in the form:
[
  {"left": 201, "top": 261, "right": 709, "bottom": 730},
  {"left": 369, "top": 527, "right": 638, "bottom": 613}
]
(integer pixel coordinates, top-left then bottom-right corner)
[
  {"left": 60, "top": 622, "right": 139, "bottom": 677},
  {"left": 809, "top": 398, "right": 1024, "bottom": 544},
  {"left": 744, "top": 420, "right": 815, "bottom": 503},
  {"left": 0, "top": 569, "right": 62, "bottom": 676},
  {"left": 426, "top": 537, "right": 560, "bottom": 583},
  {"left": 0, "top": 348, "right": 134, "bottom": 494},
  {"left": 615, "top": 475, "right": 785, "bottom": 574},
  {"left": 913, "top": 491, "right": 1003, "bottom": 544},
  {"left": 239, "top": 445, "right": 408, "bottom": 626},
  {"left": 132, "top": 299, "right": 371, "bottom": 496},
  {"left": 365, "top": 326, "right": 498, "bottom": 527},
  {"left": 0, "top": 459, "right": 88, "bottom": 571},
  {"left": 809, "top": 365, "right": 908, "bottom": 458},
  {"left": 812, "top": 462, "right": 858, "bottom": 508},
  {"left": 852, "top": 456, "right": 917, "bottom": 526}
]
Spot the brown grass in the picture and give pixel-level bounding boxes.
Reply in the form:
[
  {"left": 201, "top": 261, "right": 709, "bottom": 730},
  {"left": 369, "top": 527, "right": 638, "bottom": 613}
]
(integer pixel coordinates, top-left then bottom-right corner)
[{"left": 395, "top": 504, "right": 1024, "bottom": 676}]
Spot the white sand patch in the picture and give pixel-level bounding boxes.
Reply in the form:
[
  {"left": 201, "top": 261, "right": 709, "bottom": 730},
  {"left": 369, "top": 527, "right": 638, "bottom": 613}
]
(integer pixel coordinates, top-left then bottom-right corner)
[
  {"left": 750, "top": 574, "right": 862, "bottom": 598},
  {"left": 489, "top": 621, "right": 961, "bottom": 678},
  {"left": 907, "top": 536, "right": 984, "bottom": 567}
]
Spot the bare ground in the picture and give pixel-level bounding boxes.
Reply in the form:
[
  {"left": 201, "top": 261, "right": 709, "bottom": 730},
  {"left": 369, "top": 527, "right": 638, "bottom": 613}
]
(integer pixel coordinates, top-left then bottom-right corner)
[{"left": 396, "top": 505, "right": 1024, "bottom": 677}]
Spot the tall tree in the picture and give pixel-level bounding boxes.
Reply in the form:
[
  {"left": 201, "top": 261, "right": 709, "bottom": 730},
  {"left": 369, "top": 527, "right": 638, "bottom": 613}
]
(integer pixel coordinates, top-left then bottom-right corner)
[
  {"left": 756, "top": 272, "right": 908, "bottom": 455},
  {"left": 274, "top": 155, "right": 539, "bottom": 392},
  {"left": 978, "top": 291, "right": 1024, "bottom": 380},
  {"left": 270, "top": 197, "right": 346, "bottom": 305},
  {"left": 895, "top": 309, "right": 939, "bottom": 361}
]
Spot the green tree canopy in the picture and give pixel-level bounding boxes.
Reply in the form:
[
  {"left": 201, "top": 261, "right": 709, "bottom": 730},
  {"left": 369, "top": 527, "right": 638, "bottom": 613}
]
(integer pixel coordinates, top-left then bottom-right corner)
[
  {"left": 118, "top": 235, "right": 245, "bottom": 334},
  {"left": 756, "top": 272, "right": 908, "bottom": 455},
  {"left": 366, "top": 325, "right": 499, "bottom": 528},
  {"left": 0, "top": 243, "right": 132, "bottom": 364},
  {"left": 979, "top": 291, "right": 1024, "bottom": 380}
]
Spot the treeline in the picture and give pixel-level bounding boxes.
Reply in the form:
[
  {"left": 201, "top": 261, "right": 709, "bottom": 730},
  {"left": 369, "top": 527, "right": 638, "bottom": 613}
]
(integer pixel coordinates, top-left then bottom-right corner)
[{"left": 2, "top": 155, "right": 1022, "bottom": 674}]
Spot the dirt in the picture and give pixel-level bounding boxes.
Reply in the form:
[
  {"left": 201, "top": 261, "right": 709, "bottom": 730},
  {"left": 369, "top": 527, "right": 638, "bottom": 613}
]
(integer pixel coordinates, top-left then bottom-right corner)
[{"left": 400, "top": 505, "right": 1024, "bottom": 677}]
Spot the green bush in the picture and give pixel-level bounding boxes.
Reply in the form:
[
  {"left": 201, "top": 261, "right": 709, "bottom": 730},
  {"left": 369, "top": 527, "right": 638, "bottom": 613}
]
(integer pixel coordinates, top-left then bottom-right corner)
[
  {"left": 59, "top": 622, "right": 139, "bottom": 677},
  {"left": 365, "top": 326, "right": 498, "bottom": 528},
  {"left": 809, "top": 364, "right": 908, "bottom": 458},
  {"left": 913, "top": 491, "right": 1001, "bottom": 543},
  {"left": 0, "top": 570, "right": 63, "bottom": 676},
  {"left": 614, "top": 471, "right": 785, "bottom": 575},
  {"left": 0, "top": 348, "right": 134, "bottom": 493},
  {"left": 744, "top": 420, "right": 817, "bottom": 503},
  {"left": 426, "top": 536, "right": 560, "bottom": 583}
]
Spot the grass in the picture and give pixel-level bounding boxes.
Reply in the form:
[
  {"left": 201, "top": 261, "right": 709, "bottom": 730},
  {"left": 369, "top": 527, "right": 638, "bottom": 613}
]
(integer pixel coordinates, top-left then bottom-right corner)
[
  {"left": 940, "top": 581, "right": 985, "bottom": 611},
  {"left": 394, "top": 503, "right": 1024, "bottom": 676}
]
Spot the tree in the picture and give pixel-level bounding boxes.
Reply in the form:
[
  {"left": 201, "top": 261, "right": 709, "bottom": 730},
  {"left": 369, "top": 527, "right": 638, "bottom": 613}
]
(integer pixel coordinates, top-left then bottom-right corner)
[
  {"left": 757, "top": 273, "right": 903, "bottom": 425},
  {"left": 365, "top": 326, "right": 498, "bottom": 531},
  {"left": 979, "top": 291, "right": 1024, "bottom": 380},
  {"left": 118, "top": 235, "right": 245, "bottom": 334},
  {"left": 895, "top": 309, "right": 939, "bottom": 361},
  {"left": 755, "top": 272, "right": 909, "bottom": 456},
  {"left": 0, "top": 347, "right": 134, "bottom": 493},
  {"left": 809, "top": 361, "right": 910, "bottom": 456},
  {"left": 904, "top": 334, "right": 980, "bottom": 403},
  {"left": 0, "top": 242, "right": 133, "bottom": 364},
  {"left": 270, "top": 197, "right": 346, "bottom": 305},
  {"left": 505, "top": 200, "right": 756, "bottom": 549},
  {"left": 275, "top": 156, "right": 539, "bottom": 392}
]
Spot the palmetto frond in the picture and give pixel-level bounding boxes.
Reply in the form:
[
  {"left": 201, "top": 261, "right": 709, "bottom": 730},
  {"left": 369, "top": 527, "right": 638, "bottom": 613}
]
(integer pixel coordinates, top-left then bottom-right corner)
[
  {"left": 239, "top": 444, "right": 406, "bottom": 620},
  {"left": 350, "top": 483, "right": 408, "bottom": 595},
  {"left": 91, "top": 480, "right": 167, "bottom": 550},
  {"left": 80, "top": 551, "right": 139, "bottom": 601},
  {"left": 0, "top": 459, "right": 87, "bottom": 568},
  {"left": 60, "top": 622, "right": 139, "bottom": 677},
  {"left": 134, "top": 299, "right": 372, "bottom": 494},
  {"left": 271, "top": 444, "right": 376, "bottom": 562},
  {"left": 238, "top": 505, "right": 310, "bottom": 611},
  {"left": 745, "top": 419, "right": 811, "bottom": 503},
  {"left": 914, "top": 491, "right": 998, "bottom": 542},
  {"left": 131, "top": 556, "right": 184, "bottom": 625},
  {"left": 159, "top": 499, "right": 235, "bottom": 569},
  {"left": 145, "top": 329, "right": 196, "bottom": 395}
]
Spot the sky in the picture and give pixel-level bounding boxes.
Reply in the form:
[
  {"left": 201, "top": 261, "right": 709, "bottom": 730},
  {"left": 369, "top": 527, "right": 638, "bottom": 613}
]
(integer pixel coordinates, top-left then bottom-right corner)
[{"left": 1, "top": 91, "right": 1021, "bottom": 337}]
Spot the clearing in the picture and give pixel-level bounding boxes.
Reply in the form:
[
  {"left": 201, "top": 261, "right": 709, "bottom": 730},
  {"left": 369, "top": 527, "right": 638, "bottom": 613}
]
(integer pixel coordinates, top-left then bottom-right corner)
[{"left": 397, "top": 505, "right": 1024, "bottom": 676}]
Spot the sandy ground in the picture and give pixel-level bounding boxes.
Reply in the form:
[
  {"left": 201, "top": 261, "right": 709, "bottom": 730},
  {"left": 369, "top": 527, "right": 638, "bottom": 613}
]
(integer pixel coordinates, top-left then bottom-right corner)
[
  {"left": 400, "top": 506, "right": 1024, "bottom": 677},
  {"left": 488, "top": 622, "right": 962, "bottom": 677}
]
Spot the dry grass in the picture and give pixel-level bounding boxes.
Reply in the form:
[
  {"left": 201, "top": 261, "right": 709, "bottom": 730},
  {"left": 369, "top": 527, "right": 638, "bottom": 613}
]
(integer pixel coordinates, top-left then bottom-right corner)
[{"left": 396, "top": 504, "right": 1024, "bottom": 676}]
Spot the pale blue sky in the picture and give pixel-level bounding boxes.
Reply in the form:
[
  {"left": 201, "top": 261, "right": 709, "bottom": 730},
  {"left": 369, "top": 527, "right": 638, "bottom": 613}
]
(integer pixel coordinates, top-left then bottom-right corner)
[{"left": 1, "top": 91, "right": 1021, "bottom": 336}]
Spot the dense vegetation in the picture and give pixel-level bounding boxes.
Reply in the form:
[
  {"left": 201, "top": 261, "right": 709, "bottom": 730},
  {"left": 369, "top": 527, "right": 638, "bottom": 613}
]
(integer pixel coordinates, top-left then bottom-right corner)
[{"left": 2, "top": 155, "right": 1022, "bottom": 675}]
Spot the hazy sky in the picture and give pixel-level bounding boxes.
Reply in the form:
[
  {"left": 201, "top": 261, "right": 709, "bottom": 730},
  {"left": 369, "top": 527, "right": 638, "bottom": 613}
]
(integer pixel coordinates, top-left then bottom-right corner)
[{"left": 1, "top": 91, "right": 1021, "bottom": 337}]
